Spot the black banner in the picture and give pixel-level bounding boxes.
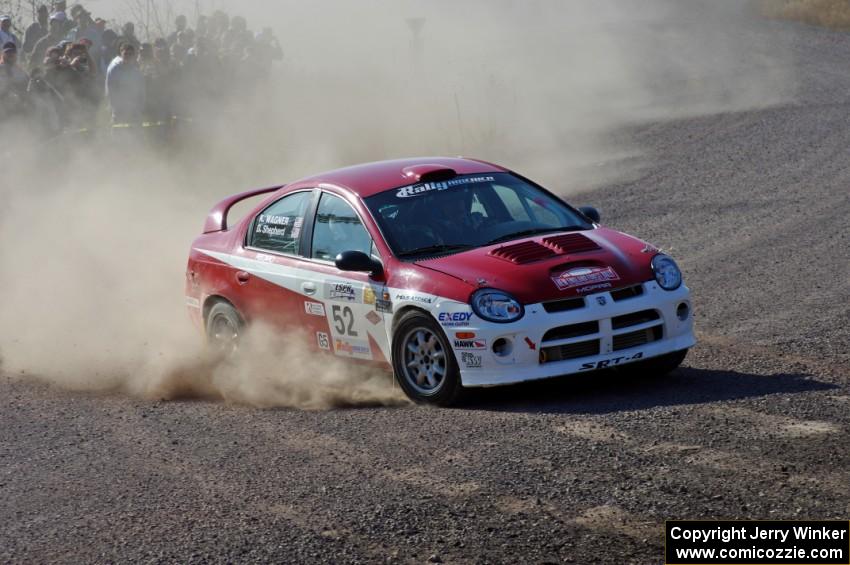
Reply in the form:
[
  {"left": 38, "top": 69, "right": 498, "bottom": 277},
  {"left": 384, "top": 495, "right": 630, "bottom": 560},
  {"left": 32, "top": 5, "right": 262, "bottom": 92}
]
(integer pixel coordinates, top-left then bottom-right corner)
[{"left": 665, "top": 520, "right": 849, "bottom": 564}]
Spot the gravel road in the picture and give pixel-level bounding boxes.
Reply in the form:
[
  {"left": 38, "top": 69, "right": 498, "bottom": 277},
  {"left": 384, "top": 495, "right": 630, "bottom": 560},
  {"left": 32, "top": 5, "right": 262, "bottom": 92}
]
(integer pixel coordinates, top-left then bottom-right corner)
[{"left": 2, "top": 20, "right": 849, "bottom": 565}]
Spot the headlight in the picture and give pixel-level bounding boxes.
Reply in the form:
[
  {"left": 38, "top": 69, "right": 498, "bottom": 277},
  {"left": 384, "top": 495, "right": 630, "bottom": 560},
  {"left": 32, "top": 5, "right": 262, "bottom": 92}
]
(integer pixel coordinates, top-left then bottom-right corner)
[
  {"left": 651, "top": 254, "right": 682, "bottom": 291},
  {"left": 471, "top": 289, "right": 524, "bottom": 323}
]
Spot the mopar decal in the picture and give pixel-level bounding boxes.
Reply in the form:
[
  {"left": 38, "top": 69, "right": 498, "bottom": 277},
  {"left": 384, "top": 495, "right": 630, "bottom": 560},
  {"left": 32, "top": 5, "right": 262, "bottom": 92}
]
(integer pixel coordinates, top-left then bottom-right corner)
[
  {"left": 395, "top": 176, "right": 495, "bottom": 198},
  {"left": 579, "top": 352, "right": 644, "bottom": 371},
  {"left": 439, "top": 312, "right": 473, "bottom": 327},
  {"left": 552, "top": 266, "right": 620, "bottom": 291}
]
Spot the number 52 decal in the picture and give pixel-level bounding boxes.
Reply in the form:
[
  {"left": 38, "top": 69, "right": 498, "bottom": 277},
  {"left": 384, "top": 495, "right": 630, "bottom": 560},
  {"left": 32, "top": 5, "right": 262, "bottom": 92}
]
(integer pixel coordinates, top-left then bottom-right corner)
[{"left": 332, "top": 305, "right": 358, "bottom": 337}]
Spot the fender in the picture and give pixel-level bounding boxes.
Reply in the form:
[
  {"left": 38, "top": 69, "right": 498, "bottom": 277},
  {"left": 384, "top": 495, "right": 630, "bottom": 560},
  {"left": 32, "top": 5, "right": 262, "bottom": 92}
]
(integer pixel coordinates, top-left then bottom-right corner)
[{"left": 202, "top": 185, "right": 284, "bottom": 234}]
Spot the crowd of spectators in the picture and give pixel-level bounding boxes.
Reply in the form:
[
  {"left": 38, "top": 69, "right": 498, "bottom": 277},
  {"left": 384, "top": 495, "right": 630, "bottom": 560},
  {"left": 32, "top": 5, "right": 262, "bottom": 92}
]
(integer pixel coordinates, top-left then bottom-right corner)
[{"left": 0, "top": 1, "right": 283, "bottom": 139}]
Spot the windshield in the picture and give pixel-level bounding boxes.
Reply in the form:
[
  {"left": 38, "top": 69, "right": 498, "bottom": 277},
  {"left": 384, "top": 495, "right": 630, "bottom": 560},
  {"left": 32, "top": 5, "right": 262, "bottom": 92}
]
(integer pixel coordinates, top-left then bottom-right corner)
[{"left": 364, "top": 172, "right": 592, "bottom": 258}]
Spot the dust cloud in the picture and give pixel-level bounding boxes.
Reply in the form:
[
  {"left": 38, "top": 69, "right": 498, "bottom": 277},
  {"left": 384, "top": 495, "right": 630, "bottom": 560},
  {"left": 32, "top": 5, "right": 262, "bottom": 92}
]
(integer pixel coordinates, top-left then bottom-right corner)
[{"left": 0, "top": 0, "right": 797, "bottom": 408}]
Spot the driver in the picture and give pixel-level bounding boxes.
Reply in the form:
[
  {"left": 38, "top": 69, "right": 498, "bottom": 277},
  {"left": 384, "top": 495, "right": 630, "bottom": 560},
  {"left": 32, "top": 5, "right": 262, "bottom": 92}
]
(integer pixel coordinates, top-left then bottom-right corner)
[{"left": 432, "top": 189, "right": 479, "bottom": 244}]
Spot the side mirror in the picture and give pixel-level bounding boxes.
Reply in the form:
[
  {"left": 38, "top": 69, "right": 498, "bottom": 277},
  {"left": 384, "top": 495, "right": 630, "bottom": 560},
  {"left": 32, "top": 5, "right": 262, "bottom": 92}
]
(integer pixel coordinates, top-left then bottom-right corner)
[
  {"left": 335, "top": 250, "right": 383, "bottom": 277},
  {"left": 579, "top": 206, "right": 601, "bottom": 224}
]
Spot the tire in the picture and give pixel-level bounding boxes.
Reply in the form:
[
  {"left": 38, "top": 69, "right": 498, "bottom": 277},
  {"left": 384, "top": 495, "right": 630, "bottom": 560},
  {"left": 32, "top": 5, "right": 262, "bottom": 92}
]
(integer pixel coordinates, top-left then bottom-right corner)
[
  {"left": 392, "top": 310, "right": 465, "bottom": 406},
  {"left": 620, "top": 349, "right": 688, "bottom": 378},
  {"left": 205, "top": 301, "right": 245, "bottom": 357}
]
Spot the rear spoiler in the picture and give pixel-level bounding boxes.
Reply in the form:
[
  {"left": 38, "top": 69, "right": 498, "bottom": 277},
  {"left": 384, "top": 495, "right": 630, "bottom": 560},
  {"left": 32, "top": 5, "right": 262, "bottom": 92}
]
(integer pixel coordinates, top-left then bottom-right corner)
[{"left": 202, "top": 185, "right": 284, "bottom": 234}]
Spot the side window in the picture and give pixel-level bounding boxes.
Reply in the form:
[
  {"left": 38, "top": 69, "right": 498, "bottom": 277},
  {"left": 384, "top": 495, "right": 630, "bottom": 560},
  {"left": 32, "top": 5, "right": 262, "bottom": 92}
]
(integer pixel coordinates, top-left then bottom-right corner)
[
  {"left": 312, "top": 193, "right": 373, "bottom": 261},
  {"left": 249, "top": 191, "right": 313, "bottom": 255}
]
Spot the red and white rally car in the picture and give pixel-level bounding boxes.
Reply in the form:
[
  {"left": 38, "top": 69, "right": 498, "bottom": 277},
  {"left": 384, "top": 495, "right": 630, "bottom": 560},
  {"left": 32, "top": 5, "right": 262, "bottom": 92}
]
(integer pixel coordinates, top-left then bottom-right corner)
[{"left": 185, "top": 157, "right": 695, "bottom": 405}]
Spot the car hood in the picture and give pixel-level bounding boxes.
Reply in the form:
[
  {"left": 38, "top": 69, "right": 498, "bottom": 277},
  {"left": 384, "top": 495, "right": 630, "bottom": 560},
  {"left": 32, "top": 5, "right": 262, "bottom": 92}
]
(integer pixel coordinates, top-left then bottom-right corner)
[{"left": 414, "top": 228, "right": 657, "bottom": 304}]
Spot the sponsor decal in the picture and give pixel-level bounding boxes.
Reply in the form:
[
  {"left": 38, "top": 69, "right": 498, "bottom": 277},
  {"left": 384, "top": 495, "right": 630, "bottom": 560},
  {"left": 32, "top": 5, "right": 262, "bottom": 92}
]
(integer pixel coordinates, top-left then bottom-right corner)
[
  {"left": 363, "top": 286, "right": 376, "bottom": 305},
  {"left": 290, "top": 217, "right": 304, "bottom": 239},
  {"left": 254, "top": 252, "right": 276, "bottom": 263},
  {"left": 524, "top": 337, "right": 536, "bottom": 351},
  {"left": 258, "top": 214, "right": 291, "bottom": 226},
  {"left": 453, "top": 339, "right": 486, "bottom": 350},
  {"left": 185, "top": 296, "right": 200, "bottom": 308},
  {"left": 365, "top": 310, "right": 381, "bottom": 325},
  {"left": 579, "top": 352, "right": 644, "bottom": 371},
  {"left": 396, "top": 176, "right": 495, "bottom": 198},
  {"left": 438, "top": 312, "right": 473, "bottom": 327},
  {"left": 304, "top": 301, "right": 326, "bottom": 317},
  {"left": 316, "top": 332, "right": 331, "bottom": 350},
  {"left": 596, "top": 295, "right": 608, "bottom": 306},
  {"left": 394, "top": 293, "right": 432, "bottom": 304},
  {"left": 577, "top": 282, "right": 613, "bottom": 294},
  {"left": 375, "top": 299, "right": 393, "bottom": 314},
  {"left": 552, "top": 266, "right": 620, "bottom": 291},
  {"left": 460, "top": 352, "right": 482, "bottom": 368},
  {"left": 327, "top": 281, "right": 357, "bottom": 302},
  {"left": 334, "top": 339, "right": 371, "bottom": 356}
]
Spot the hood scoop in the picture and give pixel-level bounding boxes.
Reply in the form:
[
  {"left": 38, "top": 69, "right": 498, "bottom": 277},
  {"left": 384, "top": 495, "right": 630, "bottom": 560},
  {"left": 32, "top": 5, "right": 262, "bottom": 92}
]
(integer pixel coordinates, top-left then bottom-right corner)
[
  {"left": 489, "top": 232, "right": 602, "bottom": 264},
  {"left": 541, "top": 233, "right": 601, "bottom": 254},
  {"left": 489, "top": 241, "right": 556, "bottom": 264}
]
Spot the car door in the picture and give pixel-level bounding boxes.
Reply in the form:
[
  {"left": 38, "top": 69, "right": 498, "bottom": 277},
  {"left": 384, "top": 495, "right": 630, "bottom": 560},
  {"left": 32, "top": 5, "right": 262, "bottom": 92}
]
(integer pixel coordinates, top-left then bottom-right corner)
[
  {"left": 298, "top": 191, "right": 391, "bottom": 364},
  {"left": 238, "top": 189, "right": 318, "bottom": 332}
]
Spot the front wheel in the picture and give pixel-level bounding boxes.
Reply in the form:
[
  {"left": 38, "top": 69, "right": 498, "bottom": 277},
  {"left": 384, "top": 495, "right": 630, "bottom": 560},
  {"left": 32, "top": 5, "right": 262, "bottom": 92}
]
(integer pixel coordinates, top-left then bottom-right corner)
[{"left": 392, "top": 311, "right": 465, "bottom": 406}]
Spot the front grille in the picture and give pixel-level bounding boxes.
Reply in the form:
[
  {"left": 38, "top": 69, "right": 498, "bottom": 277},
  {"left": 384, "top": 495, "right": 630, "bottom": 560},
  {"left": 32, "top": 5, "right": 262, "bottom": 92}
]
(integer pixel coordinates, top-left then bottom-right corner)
[
  {"left": 542, "top": 297, "right": 585, "bottom": 313},
  {"left": 611, "top": 309, "right": 660, "bottom": 330},
  {"left": 613, "top": 326, "right": 663, "bottom": 351},
  {"left": 542, "top": 321, "right": 599, "bottom": 342},
  {"left": 541, "top": 339, "right": 600, "bottom": 363},
  {"left": 610, "top": 284, "right": 644, "bottom": 301}
]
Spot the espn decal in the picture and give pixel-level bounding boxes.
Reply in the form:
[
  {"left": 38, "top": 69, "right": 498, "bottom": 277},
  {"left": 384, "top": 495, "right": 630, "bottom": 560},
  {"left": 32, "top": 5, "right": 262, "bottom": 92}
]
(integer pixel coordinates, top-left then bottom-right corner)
[
  {"left": 551, "top": 265, "right": 619, "bottom": 291},
  {"left": 665, "top": 520, "right": 850, "bottom": 565}
]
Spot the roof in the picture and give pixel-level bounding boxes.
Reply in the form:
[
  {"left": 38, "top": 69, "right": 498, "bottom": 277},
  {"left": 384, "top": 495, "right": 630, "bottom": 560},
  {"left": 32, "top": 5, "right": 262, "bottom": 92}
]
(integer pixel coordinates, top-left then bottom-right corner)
[{"left": 291, "top": 157, "right": 508, "bottom": 198}]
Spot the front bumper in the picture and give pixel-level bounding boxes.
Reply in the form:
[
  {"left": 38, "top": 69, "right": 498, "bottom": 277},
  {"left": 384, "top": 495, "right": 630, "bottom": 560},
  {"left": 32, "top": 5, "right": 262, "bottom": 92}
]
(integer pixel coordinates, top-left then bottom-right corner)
[{"left": 443, "top": 281, "right": 696, "bottom": 387}]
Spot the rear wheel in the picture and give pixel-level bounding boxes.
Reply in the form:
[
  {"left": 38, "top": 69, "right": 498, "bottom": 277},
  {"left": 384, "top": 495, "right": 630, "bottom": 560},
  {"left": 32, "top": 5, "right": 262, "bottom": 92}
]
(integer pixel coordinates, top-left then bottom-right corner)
[
  {"left": 392, "top": 311, "right": 465, "bottom": 406},
  {"left": 620, "top": 349, "right": 688, "bottom": 377},
  {"left": 205, "top": 301, "right": 244, "bottom": 357}
]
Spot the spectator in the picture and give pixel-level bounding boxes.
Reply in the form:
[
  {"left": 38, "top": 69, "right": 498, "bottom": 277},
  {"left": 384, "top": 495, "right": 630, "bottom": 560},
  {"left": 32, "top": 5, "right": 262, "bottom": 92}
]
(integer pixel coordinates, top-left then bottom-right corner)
[
  {"left": 167, "top": 15, "right": 189, "bottom": 46},
  {"left": 223, "top": 16, "right": 251, "bottom": 53},
  {"left": 170, "top": 28, "right": 194, "bottom": 65},
  {"left": 106, "top": 42, "right": 144, "bottom": 123},
  {"left": 0, "top": 43, "right": 30, "bottom": 122},
  {"left": 22, "top": 5, "right": 49, "bottom": 61},
  {"left": 30, "top": 13, "right": 66, "bottom": 70},
  {"left": 117, "top": 22, "right": 140, "bottom": 51},
  {"left": 0, "top": 16, "right": 20, "bottom": 50},
  {"left": 28, "top": 66, "right": 63, "bottom": 136},
  {"left": 66, "top": 6, "right": 102, "bottom": 70},
  {"left": 100, "top": 28, "right": 118, "bottom": 72}
]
